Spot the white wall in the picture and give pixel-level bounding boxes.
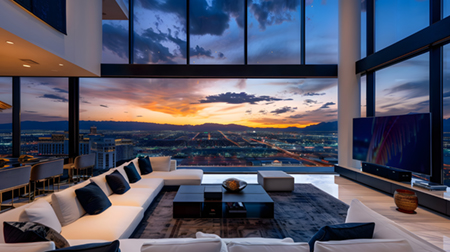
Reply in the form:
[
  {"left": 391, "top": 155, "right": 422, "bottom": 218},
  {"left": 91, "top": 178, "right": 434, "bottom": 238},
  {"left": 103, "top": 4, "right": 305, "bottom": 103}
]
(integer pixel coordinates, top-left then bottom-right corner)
[{"left": 0, "top": 0, "right": 102, "bottom": 76}]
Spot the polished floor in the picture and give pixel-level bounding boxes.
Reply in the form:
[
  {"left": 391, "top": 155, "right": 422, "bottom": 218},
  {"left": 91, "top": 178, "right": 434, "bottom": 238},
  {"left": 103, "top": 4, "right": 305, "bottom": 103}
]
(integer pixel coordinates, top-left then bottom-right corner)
[{"left": 203, "top": 174, "right": 450, "bottom": 251}]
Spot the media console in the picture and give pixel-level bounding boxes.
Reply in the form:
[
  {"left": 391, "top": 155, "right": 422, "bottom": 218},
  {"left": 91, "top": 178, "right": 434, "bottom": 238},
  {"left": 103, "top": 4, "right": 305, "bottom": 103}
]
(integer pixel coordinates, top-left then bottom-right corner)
[
  {"left": 335, "top": 165, "right": 450, "bottom": 217},
  {"left": 361, "top": 162, "right": 412, "bottom": 182}
]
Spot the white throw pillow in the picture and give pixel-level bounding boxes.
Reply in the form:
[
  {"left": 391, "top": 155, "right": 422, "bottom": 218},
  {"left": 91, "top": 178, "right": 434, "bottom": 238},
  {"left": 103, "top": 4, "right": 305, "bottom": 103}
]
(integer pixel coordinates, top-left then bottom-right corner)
[
  {"left": 51, "top": 181, "right": 89, "bottom": 226},
  {"left": 19, "top": 198, "right": 62, "bottom": 233},
  {"left": 90, "top": 170, "right": 114, "bottom": 196},
  {"left": 227, "top": 241, "right": 309, "bottom": 252},
  {"left": 314, "top": 239, "right": 413, "bottom": 252},
  {"left": 131, "top": 158, "right": 141, "bottom": 175},
  {"left": 149, "top": 156, "right": 171, "bottom": 172},
  {"left": 0, "top": 241, "right": 55, "bottom": 252},
  {"left": 141, "top": 238, "right": 222, "bottom": 252},
  {"left": 115, "top": 161, "right": 131, "bottom": 183},
  {"left": 345, "top": 199, "right": 443, "bottom": 252}
]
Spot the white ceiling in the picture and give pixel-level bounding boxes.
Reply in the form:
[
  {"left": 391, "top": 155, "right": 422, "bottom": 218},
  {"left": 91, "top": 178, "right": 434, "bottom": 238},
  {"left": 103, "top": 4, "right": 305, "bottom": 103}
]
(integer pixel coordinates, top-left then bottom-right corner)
[{"left": 0, "top": 0, "right": 128, "bottom": 77}]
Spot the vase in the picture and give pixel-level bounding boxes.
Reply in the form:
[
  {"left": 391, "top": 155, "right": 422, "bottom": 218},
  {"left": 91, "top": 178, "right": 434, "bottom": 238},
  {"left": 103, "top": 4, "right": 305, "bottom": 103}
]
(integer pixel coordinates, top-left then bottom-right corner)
[{"left": 394, "top": 189, "right": 418, "bottom": 214}]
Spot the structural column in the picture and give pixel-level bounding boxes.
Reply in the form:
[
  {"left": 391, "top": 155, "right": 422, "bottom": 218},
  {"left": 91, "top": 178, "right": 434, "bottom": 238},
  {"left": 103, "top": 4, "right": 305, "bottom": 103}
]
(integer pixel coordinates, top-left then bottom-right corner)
[
  {"left": 12, "top": 77, "right": 20, "bottom": 157},
  {"left": 69, "top": 77, "right": 80, "bottom": 160},
  {"left": 338, "top": 0, "right": 361, "bottom": 167}
]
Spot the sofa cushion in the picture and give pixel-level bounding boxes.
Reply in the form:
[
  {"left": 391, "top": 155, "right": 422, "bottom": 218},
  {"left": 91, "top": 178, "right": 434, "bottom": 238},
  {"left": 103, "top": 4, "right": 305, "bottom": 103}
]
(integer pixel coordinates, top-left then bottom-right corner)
[
  {"left": 89, "top": 170, "right": 114, "bottom": 196},
  {"left": 108, "top": 188, "right": 156, "bottom": 210},
  {"left": 141, "top": 169, "right": 203, "bottom": 185},
  {"left": 138, "top": 157, "right": 153, "bottom": 175},
  {"left": 75, "top": 183, "right": 112, "bottom": 215},
  {"left": 149, "top": 156, "right": 171, "bottom": 172},
  {"left": 124, "top": 163, "right": 141, "bottom": 183},
  {"left": 0, "top": 241, "right": 55, "bottom": 252},
  {"left": 51, "top": 181, "right": 90, "bottom": 227},
  {"left": 106, "top": 170, "right": 130, "bottom": 194},
  {"left": 141, "top": 238, "right": 223, "bottom": 252},
  {"left": 308, "top": 222, "right": 375, "bottom": 252},
  {"left": 61, "top": 206, "right": 144, "bottom": 241},
  {"left": 48, "top": 240, "right": 120, "bottom": 252},
  {"left": 3, "top": 221, "right": 70, "bottom": 249},
  {"left": 345, "top": 199, "right": 443, "bottom": 252},
  {"left": 313, "top": 239, "right": 413, "bottom": 252},
  {"left": 227, "top": 241, "right": 310, "bottom": 252},
  {"left": 118, "top": 238, "right": 196, "bottom": 252},
  {"left": 129, "top": 178, "right": 164, "bottom": 190},
  {"left": 19, "top": 198, "right": 62, "bottom": 233}
]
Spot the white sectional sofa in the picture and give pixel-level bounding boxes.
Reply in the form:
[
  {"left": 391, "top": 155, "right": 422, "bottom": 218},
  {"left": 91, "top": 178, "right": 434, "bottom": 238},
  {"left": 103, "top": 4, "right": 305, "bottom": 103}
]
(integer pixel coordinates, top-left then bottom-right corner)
[{"left": 0, "top": 156, "right": 444, "bottom": 252}]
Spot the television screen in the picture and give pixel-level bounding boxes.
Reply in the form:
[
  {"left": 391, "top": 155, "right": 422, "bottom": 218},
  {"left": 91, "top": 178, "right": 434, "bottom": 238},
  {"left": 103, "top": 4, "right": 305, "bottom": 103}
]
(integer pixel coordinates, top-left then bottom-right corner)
[{"left": 353, "top": 113, "right": 431, "bottom": 176}]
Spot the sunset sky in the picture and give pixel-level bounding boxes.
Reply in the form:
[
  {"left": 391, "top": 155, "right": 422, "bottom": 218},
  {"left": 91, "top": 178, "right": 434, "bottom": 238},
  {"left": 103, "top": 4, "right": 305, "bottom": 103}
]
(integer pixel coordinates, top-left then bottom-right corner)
[{"left": 1, "top": 0, "right": 450, "bottom": 130}]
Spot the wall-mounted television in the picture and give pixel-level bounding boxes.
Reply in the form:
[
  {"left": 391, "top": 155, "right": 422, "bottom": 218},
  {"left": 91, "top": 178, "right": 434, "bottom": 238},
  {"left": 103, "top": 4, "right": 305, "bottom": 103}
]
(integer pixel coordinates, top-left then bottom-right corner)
[{"left": 352, "top": 113, "right": 431, "bottom": 176}]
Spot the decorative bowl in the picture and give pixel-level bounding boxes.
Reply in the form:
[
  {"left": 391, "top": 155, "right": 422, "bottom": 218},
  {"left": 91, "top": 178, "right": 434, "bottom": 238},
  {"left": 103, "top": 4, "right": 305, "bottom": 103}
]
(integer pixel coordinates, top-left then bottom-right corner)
[
  {"left": 394, "top": 189, "right": 418, "bottom": 214},
  {"left": 222, "top": 178, "right": 247, "bottom": 192}
]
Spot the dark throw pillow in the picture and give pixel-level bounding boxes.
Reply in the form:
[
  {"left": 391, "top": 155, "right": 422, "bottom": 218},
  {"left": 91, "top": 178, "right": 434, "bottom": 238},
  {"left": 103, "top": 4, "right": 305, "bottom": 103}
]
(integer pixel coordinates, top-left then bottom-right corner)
[
  {"left": 124, "top": 162, "right": 141, "bottom": 183},
  {"left": 106, "top": 170, "right": 130, "bottom": 194},
  {"left": 3, "top": 221, "right": 70, "bottom": 249},
  {"left": 308, "top": 222, "right": 375, "bottom": 252},
  {"left": 48, "top": 240, "right": 120, "bottom": 252},
  {"left": 138, "top": 157, "right": 153, "bottom": 175},
  {"left": 75, "top": 182, "right": 111, "bottom": 215}
]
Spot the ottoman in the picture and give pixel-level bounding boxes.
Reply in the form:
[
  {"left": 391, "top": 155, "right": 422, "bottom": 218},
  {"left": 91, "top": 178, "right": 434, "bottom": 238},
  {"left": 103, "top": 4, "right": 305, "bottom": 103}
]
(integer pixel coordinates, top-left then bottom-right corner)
[{"left": 257, "top": 171, "right": 294, "bottom": 192}]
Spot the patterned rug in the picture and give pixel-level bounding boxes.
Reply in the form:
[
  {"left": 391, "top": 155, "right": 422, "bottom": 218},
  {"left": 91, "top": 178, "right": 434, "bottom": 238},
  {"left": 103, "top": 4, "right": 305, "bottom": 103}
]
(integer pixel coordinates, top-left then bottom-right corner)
[{"left": 131, "top": 184, "right": 349, "bottom": 242}]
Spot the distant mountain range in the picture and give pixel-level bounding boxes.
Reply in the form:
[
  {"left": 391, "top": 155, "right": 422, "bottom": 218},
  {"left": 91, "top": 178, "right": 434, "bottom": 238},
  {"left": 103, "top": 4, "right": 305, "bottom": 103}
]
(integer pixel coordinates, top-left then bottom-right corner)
[{"left": 0, "top": 120, "right": 338, "bottom": 132}]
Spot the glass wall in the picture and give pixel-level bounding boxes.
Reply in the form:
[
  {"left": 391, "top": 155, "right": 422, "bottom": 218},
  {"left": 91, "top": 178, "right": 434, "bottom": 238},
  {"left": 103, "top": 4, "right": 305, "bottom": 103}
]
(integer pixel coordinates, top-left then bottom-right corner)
[
  {"left": 305, "top": 0, "right": 338, "bottom": 64},
  {"left": 248, "top": 0, "right": 301, "bottom": 64},
  {"left": 360, "top": 75, "right": 366, "bottom": 117},
  {"left": 102, "top": 20, "right": 129, "bottom": 63},
  {"left": 133, "top": 0, "right": 187, "bottom": 64},
  {"left": 189, "top": 0, "right": 244, "bottom": 64},
  {"left": 375, "top": 53, "right": 429, "bottom": 116},
  {"left": 375, "top": 0, "right": 429, "bottom": 51},
  {"left": 361, "top": 0, "right": 367, "bottom": 58},
  {"left": 20, "top": 78, "right": 68, "bottom": 157},
  {"left": 443, "top": 44, "right": 450, "bottom": 186},
  {"left": 0, "top": 78, "right": 12, "bottom": 157},
  {"left": 80, "top": 78, "right": 337, "bottom": 169},
  {"left": 445, "top": 1, "right": 450, "bottom": 18}
]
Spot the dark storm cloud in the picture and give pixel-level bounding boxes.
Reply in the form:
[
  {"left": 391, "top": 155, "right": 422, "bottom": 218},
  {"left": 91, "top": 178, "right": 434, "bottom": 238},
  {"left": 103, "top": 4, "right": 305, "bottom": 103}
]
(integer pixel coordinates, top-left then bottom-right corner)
[
  {"left": 248, "top": 0, "right": 300, "bottom": 30},
  {"left": 218, "top": 52, "right": 225, "bottom": 59},
  {"left": 100, "top": 105, "right": 108, "bottom": 108},
  {"left": 82, "top": 101, "right": 91, "bottom": 104},
  {"left": 304, "top": 99, "right": 317, "bottom": 106},
  {"left": 102, "top": 23, "right": 129, "bottom": 60},
  {"left": 320, "top": 102, "right": 335, "bottom": 109},
  {"left": 271, "top": 106, "right": 296, "bottom": 115},
  {"left": 198, "top": 92, "right": 291, "bottom": 104},
  {"left": 304, "top": 92, "right": 325, "bottom": 96},
  {"left": 444, "top": 91, "right": 450, "bottom": 98},
  {"left": 52, "top": 88, "right": 68, "bottom": 93},
  {"left": 259, "top": 110, "right": 268, "bottom": 115},
  {"left": 384, "top": 80, "right": 429, "bottom": 99},
  {"left": 190, "top": 45, "right": 214, "bottom": 58},
  {"left": 245, "top": 110, "right": 252, "bottom": 114},
  {"left": 137, "top": 0, "right": 244, "bottom": 35},
  {"left": 39, "top": 94, "right": 68, "bottom": 103}
]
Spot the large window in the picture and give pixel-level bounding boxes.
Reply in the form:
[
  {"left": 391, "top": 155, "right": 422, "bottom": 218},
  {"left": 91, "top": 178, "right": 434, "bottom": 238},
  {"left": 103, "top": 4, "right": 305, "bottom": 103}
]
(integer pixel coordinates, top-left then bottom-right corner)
[
  {"left": 0, "top": 78, "right": 12, "bottom": 157},
  {"left": 80, "top": 78, "right": 337, "bottom": 168},
  {"left": 133, "top": 0, "right": 187, "bottom": 64},
  {"left": 305, "top": 0, "right": 338, "bottom": 64},
  {"left": 189, "top": 0, "right": 244, "bottom": 64},
  {"left": 445, "top": 1, "right": 450, "bottom": 18},
  {"left": 21, "top": 78, "right": 68, "bottom": 157},
  {"left": 102, "top": 20, "right": 129, "bottom": 63},
  {"left": 361, "top": 0, "right": 367, "bottom": 58},
  {"left": 375, "top": 0, "right": 429, "bottom": 51},
  {"left": 360, "top": 75, "right": 366, "bottom": 117},
  {"left": 248, "top": 0, "right": 301, "bottom": 64},
  {"left": 443, "top": 44, "right": 450, "bottom": 186},
  {"left": 375, "top": 53, "right": 429, "bottom": 116}
]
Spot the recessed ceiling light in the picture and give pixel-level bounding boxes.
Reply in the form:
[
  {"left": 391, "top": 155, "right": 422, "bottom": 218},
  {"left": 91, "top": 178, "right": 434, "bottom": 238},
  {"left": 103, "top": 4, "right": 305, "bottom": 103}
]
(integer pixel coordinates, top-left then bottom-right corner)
[
  {"left": 6, "top": 41, "right": 14, "bottom": 45},
  {"left": 23, "top": 64, "right": 31, "bottom": 68},
  {"left": 59, "top": 64, "right": 64, "bottom": 67}
]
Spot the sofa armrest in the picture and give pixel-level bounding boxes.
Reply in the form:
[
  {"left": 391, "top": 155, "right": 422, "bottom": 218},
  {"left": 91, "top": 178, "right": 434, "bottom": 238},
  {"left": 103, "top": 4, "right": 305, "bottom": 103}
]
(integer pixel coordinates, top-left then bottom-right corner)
[{"left": 170, "top": 160, "right": 177, "bottom": 171}]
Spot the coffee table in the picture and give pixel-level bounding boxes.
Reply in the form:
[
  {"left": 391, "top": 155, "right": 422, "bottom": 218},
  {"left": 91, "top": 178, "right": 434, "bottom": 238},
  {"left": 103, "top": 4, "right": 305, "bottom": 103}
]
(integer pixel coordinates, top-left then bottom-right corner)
[{"left": 173, "top": 184, "right": 274, "bottom": 218}]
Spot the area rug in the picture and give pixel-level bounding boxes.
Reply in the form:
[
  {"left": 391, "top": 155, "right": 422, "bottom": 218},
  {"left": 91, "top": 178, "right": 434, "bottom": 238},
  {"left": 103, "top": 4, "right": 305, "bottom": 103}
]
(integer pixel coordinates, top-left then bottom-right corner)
[{"left": 131, "top": 184, "right": 348, "bottom": 242}]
